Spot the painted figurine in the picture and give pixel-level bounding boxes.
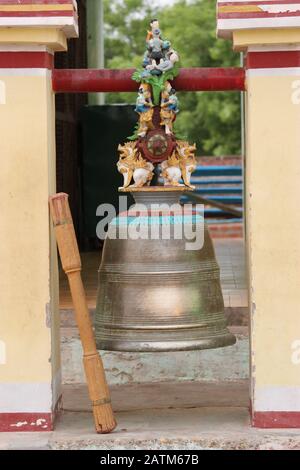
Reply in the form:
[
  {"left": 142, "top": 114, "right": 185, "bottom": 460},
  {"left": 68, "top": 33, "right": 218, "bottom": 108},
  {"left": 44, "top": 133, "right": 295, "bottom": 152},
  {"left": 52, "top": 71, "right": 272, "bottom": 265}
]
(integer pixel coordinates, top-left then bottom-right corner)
[
  {"left": 142, "top": 20, "right": 179, "bottom": 77},
  {"left": 117, "top": 142, "right": 138, "bottom": 189},
  {"left": 135, "top": 84, "right": 154, "bottom": 137},
  {"left": 146, "top": 19, "right": 160, "bottom": 42},
  {"left": 176, "top": 141, "right": 197, "bottom": 189},
  {"left": 160, "top": 142, "right": 197, "bottom": 188},
  {"left": 132, "top": 156, "right": 154, "bottom": 188},
  {"left": 160, "top": 82, "right": 179, "bottom": 135},
  {"left": 148, "top": 28, "right": 164, "bottom": 63},
  {"left": 161, "top": 152, "right": 182, "bottom": 186},
  {"left": 117, "top": 142, "right": 154, "bottom": 189},
  {"left": 157, "top": 48, "right": 179, "bottom": 73}
]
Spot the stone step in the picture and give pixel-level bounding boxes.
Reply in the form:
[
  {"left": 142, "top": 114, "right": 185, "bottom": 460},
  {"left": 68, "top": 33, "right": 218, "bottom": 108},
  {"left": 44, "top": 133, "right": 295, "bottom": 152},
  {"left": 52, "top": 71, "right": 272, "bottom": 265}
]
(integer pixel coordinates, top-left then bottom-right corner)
[
  {"left": 62, "top": 381, "right": 249, "bottom": 412},
  {"left": 61, "top": 326, "right": 249, "bottom": 385},
  {"left": 50, "top": 407, "right": 300, "bottom": 450},
  {"left": 3, "top": 381, "right": 300, "bottom": 450},
  {"left": 5, "top": 406, "right": 300, "bottom": 450}
]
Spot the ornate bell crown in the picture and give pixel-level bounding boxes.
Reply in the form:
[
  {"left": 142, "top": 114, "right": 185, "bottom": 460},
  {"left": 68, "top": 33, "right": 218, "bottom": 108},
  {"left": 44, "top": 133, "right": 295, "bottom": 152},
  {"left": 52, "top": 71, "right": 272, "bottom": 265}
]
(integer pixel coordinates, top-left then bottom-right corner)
[{"left": 116, "top": 18, "right": 197, "bottom": 191}]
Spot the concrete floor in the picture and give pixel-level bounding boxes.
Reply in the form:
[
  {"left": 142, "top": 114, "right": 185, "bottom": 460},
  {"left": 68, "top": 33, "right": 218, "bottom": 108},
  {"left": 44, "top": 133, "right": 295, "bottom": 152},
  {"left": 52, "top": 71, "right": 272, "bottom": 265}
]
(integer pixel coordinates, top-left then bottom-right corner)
[
  {"left": 214, "top": 239, "right": 247, "bottom": 308},
  {"left": 1, "top": 382, "right": 300, "bottom": 450}
]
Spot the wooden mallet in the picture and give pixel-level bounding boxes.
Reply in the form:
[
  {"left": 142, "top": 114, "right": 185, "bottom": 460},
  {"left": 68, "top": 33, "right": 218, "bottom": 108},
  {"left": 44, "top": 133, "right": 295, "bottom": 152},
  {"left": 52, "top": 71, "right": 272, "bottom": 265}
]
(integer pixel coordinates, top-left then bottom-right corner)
[{"left": 49, "top": 193, "right": 116, "bottom": 434}]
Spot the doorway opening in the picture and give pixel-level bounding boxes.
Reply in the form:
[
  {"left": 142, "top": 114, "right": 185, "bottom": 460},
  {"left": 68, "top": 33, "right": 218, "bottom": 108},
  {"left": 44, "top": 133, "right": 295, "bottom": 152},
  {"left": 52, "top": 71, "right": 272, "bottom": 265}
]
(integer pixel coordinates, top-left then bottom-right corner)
[{"left": 55, "top": 2, "right": 249, "bottom": 430}]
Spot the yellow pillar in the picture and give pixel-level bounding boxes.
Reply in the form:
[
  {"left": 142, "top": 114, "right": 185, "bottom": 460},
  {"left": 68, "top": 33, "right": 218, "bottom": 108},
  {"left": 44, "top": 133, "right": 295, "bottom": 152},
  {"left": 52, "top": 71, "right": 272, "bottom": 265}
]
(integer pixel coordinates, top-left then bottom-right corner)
[
  {"left": 0, "top": 1, "right": 78, "bottom": 431},
  {"left": 218, "top": 1, "right": 300, "bottom": 427}
]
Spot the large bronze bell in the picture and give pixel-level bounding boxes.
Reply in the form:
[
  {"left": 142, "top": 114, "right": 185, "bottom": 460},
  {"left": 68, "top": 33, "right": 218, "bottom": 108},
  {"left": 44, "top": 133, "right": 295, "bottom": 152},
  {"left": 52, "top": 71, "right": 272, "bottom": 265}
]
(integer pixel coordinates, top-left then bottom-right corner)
[{"left": 95, "top": 190, "right": 236, "bottom": 352}]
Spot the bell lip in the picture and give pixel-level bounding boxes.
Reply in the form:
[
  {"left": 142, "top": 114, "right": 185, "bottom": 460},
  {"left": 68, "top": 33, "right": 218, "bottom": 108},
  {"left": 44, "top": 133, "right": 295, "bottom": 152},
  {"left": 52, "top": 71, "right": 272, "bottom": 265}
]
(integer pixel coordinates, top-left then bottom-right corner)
[
  {"left": 96, "top": 333, "right": 236, "bottom": 353},
  {"left": 118, "top": 186, "right": 194, "bottom": 193}
]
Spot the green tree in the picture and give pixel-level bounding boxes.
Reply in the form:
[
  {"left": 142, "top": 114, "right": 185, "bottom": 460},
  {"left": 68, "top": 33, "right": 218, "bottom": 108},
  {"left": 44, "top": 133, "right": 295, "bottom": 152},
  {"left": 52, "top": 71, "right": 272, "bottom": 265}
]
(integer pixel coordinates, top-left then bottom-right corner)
[{"left": 104, "top": 0, "right": 241, "bottom": 156}]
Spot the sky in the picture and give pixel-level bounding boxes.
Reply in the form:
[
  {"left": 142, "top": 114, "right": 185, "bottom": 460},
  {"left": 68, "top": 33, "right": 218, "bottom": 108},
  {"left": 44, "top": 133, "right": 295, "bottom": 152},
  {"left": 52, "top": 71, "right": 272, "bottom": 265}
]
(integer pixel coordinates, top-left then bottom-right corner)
[
  {"left": 150, "top": 0, "right": 195, "bottom": 8},
  {"left": 152, "top": 0, "right": 176, "bottom": 5}
]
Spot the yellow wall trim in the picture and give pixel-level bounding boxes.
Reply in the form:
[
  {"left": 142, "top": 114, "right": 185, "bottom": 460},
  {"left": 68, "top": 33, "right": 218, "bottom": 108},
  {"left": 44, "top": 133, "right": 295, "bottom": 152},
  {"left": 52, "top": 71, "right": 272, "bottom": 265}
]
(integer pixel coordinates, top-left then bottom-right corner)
[
  {"left": 233, "top": 28, "right": 300, "bottom": 50},
  {"left": 0, "top": 28, "right": 67, "bottom": 51},
  {"left": 219, "top": 5, "right": 262, "bottom": 13},
  {"left": 0, "top": 4, "right": 73, "bottom": 12}
]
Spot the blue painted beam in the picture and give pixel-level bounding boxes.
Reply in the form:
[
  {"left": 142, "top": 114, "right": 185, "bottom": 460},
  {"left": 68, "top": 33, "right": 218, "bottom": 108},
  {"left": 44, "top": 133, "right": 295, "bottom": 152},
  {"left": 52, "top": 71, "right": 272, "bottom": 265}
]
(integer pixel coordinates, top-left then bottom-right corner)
[
  {"left": 193, "top": 187, "right": 243, "bottom": 195},
  {"left": 184, "top": 195, "right": 243, "bottom": 205},
  {"left": 190, "top": 178, "right": 243, "bottom": 185},
  {"left": 193, "top": 166, "right": 242, "bottom": 177}
]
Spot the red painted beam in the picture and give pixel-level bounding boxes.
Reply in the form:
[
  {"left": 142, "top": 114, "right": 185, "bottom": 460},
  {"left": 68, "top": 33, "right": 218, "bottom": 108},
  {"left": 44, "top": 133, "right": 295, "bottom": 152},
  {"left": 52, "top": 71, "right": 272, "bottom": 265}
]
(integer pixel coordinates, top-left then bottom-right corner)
[
  {"left": 52, "top": 67, "right": 245, "bottom": 93},
  {"left": 173, "top": 67, "right": 245, "bottom": 91}
]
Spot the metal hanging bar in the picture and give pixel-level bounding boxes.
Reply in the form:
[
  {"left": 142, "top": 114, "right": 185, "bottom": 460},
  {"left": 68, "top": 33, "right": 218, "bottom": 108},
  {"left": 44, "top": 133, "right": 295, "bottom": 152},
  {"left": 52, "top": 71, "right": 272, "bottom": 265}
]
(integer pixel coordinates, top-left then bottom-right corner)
[{"left": 52, "top": 67, "right": 245, "bottom": 93}]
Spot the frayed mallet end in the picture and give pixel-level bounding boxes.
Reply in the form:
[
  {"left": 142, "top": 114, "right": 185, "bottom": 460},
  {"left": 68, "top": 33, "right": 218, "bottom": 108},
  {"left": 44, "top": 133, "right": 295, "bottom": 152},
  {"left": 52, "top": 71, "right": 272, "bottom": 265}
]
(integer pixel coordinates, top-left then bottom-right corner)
[{"left": 93, "top": 403, "right": 117, "bottom": 434}]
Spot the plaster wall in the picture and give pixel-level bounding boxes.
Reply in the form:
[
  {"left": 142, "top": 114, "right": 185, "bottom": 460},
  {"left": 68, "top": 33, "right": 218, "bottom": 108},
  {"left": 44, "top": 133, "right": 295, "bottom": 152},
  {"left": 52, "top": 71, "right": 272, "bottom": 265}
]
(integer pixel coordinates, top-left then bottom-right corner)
[
  {"left": 246, "top": 71, "right": 300, "bottom": 411},
  {"left": 0, "top": 72, "right": 59, "bottom": 412}
]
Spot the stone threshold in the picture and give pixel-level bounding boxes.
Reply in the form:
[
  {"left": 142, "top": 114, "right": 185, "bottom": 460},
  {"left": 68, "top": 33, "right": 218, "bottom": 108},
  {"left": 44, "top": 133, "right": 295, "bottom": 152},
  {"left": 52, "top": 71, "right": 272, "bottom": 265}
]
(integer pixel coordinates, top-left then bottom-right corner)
[{"left": 2, "top": 381, "right": 300, "bottom": 450}]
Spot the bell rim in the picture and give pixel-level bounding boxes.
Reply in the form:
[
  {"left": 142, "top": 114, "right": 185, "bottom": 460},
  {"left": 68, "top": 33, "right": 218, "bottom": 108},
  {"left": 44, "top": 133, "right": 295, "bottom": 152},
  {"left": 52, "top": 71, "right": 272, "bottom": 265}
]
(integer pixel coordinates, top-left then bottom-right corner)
[{"left": 96, "top": 333, "right": 236, "bottom": 353}]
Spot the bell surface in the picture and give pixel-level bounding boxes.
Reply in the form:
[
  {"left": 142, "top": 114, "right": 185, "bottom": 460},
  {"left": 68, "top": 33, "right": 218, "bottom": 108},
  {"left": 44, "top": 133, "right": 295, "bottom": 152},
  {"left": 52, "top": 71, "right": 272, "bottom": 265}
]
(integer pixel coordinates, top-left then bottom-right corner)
[{"left": 95, "top": 190, "right": 236, "bottom": 352}]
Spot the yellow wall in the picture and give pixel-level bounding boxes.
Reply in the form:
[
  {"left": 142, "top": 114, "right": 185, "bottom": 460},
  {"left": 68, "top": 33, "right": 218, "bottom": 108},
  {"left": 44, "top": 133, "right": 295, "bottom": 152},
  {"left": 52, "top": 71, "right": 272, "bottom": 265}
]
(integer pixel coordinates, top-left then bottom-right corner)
[
  {"left": 0, "top": 7, "right": 76, "bottom": 421},
  {"left": 217, "top": 0, "right": 300, "bottom": 417},
  {"left": 0, "top": 73, "right": 59, "bottom": 389},
  {"left": 246, "top": 72, "right": 300, "bottom": 401}
]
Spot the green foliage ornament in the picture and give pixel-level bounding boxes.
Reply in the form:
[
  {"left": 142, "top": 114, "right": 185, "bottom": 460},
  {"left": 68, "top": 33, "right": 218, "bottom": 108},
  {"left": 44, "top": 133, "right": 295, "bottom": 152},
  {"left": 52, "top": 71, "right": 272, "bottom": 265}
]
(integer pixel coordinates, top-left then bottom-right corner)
[{"left": 132, "top": 63, "right": 180, "bottom": 105}]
